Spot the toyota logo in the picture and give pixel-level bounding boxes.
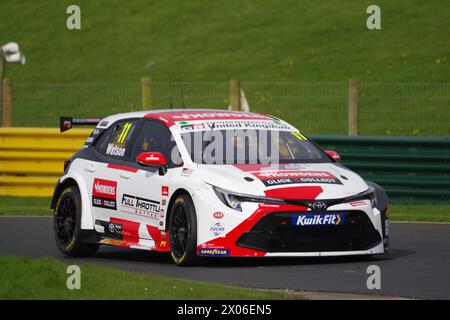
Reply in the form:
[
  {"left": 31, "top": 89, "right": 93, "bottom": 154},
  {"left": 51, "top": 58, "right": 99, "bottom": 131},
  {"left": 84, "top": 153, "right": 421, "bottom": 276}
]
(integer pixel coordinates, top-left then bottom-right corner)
[{"left": 311, "top": 201, "right": 327, "bottom": 211}]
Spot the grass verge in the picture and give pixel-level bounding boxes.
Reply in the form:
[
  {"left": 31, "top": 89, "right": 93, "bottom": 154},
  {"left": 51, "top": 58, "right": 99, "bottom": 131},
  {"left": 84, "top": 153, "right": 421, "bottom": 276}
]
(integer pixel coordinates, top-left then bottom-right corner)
[
  {"left": 388, "top": 205, "right": 450, "bottom": 223},
  {"left": 1, "top": 197, "right": 449, "bottom": 222},
  {"left": 0, "top": 197, "right": 52, "bottom": 216},
  {"left": 0, "top": 255, "right": 299, "bottom": 299},
  {"left": 1, "top": 1, "right": 449, "bottom": 134}
]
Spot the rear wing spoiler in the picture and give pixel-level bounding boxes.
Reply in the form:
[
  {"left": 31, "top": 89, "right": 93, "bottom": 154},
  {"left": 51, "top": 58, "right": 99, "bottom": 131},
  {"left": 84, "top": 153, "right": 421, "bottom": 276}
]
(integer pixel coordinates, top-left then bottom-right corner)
[{"left": 60, "top": 116, "right": 101, "bottom": 132}]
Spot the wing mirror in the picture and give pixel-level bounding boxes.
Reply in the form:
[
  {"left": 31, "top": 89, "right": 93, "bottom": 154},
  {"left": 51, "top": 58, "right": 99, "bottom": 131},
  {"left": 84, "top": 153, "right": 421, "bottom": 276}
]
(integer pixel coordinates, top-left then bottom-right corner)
[
  {"left": 136, "top": 152, "right": 167, "bottom": 175},
  {"left": 325, "top": 150, "right": 341, "bottom": 162}
]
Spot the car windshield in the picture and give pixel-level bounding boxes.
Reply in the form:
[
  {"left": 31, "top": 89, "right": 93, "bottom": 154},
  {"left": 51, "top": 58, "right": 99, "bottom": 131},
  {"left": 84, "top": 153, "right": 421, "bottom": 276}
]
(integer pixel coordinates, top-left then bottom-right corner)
[{"left": 180, "top": 129, "right": 330, "bottom": 165}]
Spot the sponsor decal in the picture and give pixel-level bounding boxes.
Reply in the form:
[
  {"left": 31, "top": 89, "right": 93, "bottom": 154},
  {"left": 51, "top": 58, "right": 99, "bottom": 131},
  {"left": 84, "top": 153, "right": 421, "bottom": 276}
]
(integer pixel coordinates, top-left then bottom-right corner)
[
  {"left": 95, "top": 219, "right": 123, "bottom": 236},
  {"left": 258, "top": 203, "right": 281, "bottom": 209},
  {"left": 83, "top": 128, "right": 103, "bottom": 148},
  {"left": 311, "top": 201, "right": 327, "bottom": 211},
  {"left": 106, "top": 143, "right": 126, "bottom": 157},
  {"left": 213, "top": 211, "right": 224, "bottom": 219},
  {"left": 210, "top": 222, "right": 225, "bottom": 236},
  {"left": 109, "top": 217, "right": 140, "bottom": 242},
  {"left": 179, "top": 123, "right": 206, "bottom": 131},
  {"left": 158, "top": 116, "right": 170, "bottom": 124},
  {"left": 92, "top": 178, "right": 117, "bottom": 210},
  {"left": 118, "top": 122, "right": 132, "bottom": 143},
  {"left": 180, "top": 167, "right": 194, "bottom": 177},
  {"left": 291, "top": 131, "right": 308, "bottom": 140},
  {"left": 350, "top": 201, "right": 367, "bottom": 207},
  {"left": 198, "top": 248, "right": 230, "bottom": 256},
  {"left": 100, "top": 238, "right": 127, "bottom": 246},
  {"left": 171, "top": 111, "right": 270, "bottom": 121},
  {"left": 162, "top": 186, "right": 169, "bottom": 196},
  {"left": 121, "top": 194, "right": 160, "bottom": 219},
  {"left": 254, "top": 171, "right": 342, "bottom": 186},
  {"left": 144, "top": 153, "right": 162, "bottom": 162},
  {"left": 238, "top": 120, "right": 291, "bottom": 130},
  {"left": 161, "top": 199, "right": 166, "bottom": 206},
  {"left": 63, "top": 120, "right": 71, "bottom": 130},
  {"left": 178, "top": 120, "right": 292, "bottom": 132},
  {"left": 292, "top": 213, "right": 345, "bottom": 226},
  {"left": 108, "top": 222, "right": 123, "bottom": 234},
  {"left": 105, "top": 122, "right": 133, "bottom": 157}
]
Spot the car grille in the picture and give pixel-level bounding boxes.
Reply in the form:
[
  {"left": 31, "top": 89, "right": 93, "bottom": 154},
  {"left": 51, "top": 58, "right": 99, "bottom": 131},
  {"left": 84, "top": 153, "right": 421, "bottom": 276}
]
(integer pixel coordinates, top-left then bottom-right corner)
[{"left": 236, "top": 211, "right": 382, "bottom": 252}]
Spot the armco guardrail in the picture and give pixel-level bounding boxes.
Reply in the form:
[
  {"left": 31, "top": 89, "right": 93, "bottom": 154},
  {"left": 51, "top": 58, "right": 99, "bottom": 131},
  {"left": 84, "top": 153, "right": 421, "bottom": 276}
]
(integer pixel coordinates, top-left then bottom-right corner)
[
  {"left": 0, "top": 128, "right": 91, "bottom": 196},
  {"left": 312, "top": 135, "right": 450, "bottom": 204},
  {"left": 0, "top": 128, "right": 448, "bottom": 203}
]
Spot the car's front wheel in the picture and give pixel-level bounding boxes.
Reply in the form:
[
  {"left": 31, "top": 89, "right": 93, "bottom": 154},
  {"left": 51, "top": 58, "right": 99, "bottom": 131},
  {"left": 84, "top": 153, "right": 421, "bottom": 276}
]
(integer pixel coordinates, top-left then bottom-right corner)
[
  {"left": 54, "top": 185, "right": 99, "bottom": 257},
  {"left": 169, "top": 194, "right": 199, "bottom": 266}
]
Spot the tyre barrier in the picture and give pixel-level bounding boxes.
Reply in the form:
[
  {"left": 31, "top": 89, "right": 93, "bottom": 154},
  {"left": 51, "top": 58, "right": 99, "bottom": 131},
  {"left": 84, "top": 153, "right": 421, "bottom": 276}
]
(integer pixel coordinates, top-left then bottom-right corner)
[
  {"left": 0, "top": 128, "right": 448, "bottom": 203},
  {"left": 313, "top": 135, "right": 450, "bottom": 204},
  {"left": 0, "top": 127, "right": 91, "bottom": 196}
]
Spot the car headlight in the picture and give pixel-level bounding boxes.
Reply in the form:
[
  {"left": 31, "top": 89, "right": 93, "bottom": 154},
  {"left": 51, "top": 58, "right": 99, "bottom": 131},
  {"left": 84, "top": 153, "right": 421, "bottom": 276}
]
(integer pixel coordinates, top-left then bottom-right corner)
[
  {"left": 344, "top": 186, "right": 377, "bottom": 208},
  {"left": 212, "top": 186, "right": 285, "bottom": 211}
]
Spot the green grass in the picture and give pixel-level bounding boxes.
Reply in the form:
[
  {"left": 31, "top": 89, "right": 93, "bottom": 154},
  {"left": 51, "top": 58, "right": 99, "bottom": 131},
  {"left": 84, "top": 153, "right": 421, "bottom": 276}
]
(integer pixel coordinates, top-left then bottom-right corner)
[
  {"left": 0, "top": 255, "right": 299, "bottom": 299},
  {"left": 389, "top": 204, "right": 450, "bottom": 223},
  {"left": 0, "top": 196, "right": 52, "bottom": 216},
  {"left": 1, "top": 196, "right": 449, "bottom": 222},
  {"left": 0, "top": 1, "right": 449, "bottom": 134},
  {"left": 2, "top": 0, "right": 449, "bottom": 83}
]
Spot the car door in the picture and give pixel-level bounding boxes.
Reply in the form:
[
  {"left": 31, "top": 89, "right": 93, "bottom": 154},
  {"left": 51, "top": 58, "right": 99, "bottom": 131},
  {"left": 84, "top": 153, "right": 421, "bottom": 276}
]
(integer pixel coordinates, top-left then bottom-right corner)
[
  {"left": 118, "top": 119, "right": 180, "bottom": 240},
  {"left": 89, "top": 119, "right": 139, "bottom": 233}
]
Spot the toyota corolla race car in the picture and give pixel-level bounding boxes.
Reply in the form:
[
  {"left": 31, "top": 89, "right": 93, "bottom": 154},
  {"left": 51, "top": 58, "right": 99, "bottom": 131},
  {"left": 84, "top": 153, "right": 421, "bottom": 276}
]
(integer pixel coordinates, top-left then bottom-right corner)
[{"left": 51, "top": 109, "right": 389, "bottom": 266}]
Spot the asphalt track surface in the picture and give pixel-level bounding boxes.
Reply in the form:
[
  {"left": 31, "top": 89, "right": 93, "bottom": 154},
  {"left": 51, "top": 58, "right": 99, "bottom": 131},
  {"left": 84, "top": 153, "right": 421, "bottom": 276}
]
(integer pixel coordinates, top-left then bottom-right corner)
[{"left": 1, "top": 217, "right": 449, "bottom": 299}]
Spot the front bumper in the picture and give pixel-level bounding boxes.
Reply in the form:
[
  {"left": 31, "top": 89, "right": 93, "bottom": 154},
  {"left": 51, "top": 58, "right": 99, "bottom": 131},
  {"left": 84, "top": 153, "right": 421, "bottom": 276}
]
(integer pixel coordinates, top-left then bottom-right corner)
[
  {"left": 236, "top": 211, "right": 382, "bottom": 253},
  {"left": 194, "top": 185, "right": 387, "bottom": 257}
]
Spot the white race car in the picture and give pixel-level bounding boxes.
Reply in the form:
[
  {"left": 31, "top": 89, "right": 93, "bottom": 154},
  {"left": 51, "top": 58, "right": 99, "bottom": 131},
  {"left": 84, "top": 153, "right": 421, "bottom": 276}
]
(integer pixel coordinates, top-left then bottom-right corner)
[{"left": 52, "top": 109, "right": 389, "bottom": 266}]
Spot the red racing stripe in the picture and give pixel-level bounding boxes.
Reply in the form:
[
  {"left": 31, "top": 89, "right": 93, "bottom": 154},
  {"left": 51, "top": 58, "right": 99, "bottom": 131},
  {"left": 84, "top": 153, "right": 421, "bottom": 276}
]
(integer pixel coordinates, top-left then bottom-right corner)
[
  {"left": 146, "top": 225, "right": 170, "bottom": 252},
  {"left": 107, "top": 163, "right": 138, "bottom": 173},
  {"left": 264, "top": 186, "right": 323, "bottom": 200},
  {"left": 199, "top": 186, "right": 323, "bottom": 256}
]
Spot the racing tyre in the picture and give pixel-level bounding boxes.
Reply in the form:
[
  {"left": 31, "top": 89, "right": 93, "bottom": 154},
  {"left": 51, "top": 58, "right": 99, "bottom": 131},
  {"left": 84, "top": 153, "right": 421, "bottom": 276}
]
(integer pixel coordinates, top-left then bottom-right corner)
[
  {"left": 54, "top": 185, "right": 99, "bottom": 257},
  {"left": 169, "top": 194, "right": 199, "bottom": 266}
]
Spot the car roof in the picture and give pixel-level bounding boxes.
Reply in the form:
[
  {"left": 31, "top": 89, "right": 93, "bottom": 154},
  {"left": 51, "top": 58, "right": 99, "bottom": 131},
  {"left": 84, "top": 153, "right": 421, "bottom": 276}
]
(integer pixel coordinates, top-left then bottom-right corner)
[{"left": 99, "top": 108, "right": 278, "bottom": 129}]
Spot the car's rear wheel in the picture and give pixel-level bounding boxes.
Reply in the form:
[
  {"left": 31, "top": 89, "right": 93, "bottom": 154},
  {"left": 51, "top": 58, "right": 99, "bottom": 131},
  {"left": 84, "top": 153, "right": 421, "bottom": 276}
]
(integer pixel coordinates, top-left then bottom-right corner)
[
  {"left": 54, "top": 185, "right": 99, "bottom": 257},
  {"left": 169, "top": 194, "right": 199, "bottom": 266}
]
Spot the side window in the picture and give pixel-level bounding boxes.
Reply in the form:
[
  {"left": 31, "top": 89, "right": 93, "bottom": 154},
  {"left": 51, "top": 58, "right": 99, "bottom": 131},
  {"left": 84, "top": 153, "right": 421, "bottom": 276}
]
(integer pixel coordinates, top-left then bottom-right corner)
[
  {"left": 95, "top": 127, "right": 114, "bottom": 153},
  {"left": 132, "top": 120, "right": 180, "bottom": 168},
  {"left": 96, "top": 120, "right": 137, "bottom": 159},
  {"left": 83, "top": 127, "right": 104, "bottom": 149}
]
